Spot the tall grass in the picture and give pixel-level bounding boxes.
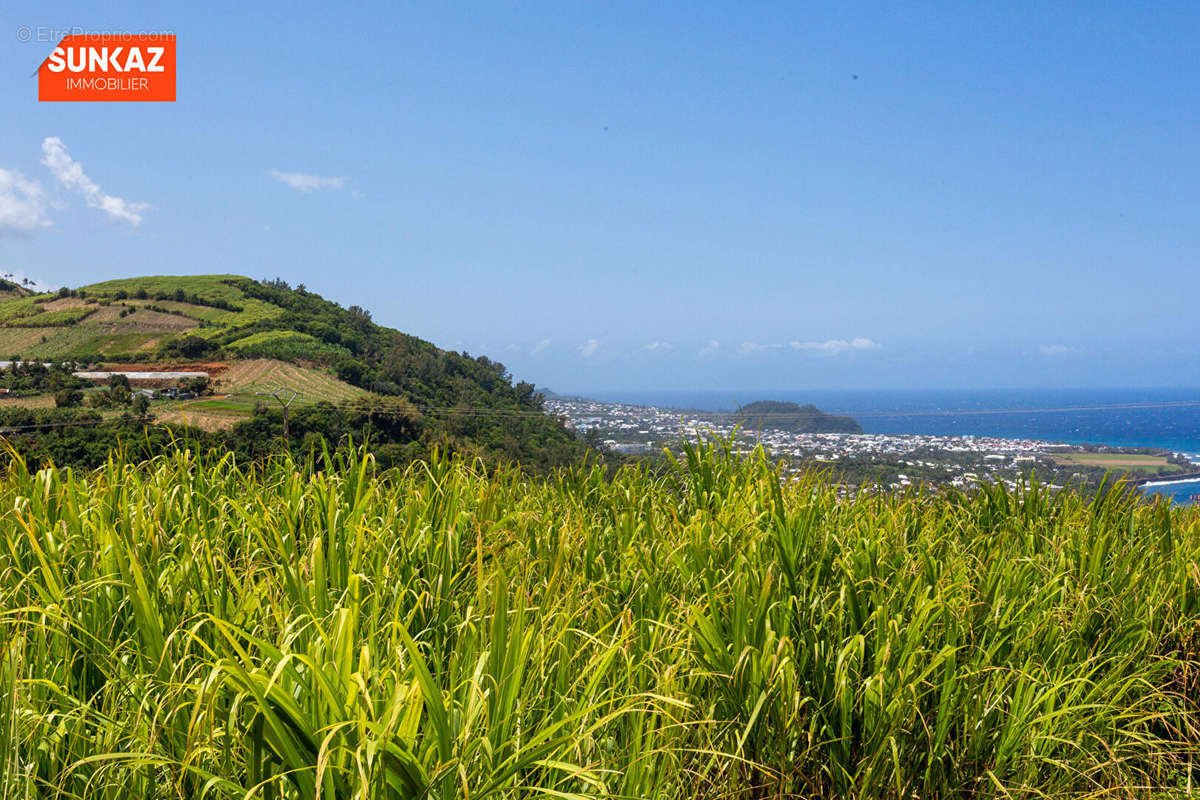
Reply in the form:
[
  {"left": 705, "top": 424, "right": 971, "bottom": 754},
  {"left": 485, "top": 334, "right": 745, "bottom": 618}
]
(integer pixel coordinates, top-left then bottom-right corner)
[{"left": 0, "top": 438, "right": 1197, "bottom": 798}]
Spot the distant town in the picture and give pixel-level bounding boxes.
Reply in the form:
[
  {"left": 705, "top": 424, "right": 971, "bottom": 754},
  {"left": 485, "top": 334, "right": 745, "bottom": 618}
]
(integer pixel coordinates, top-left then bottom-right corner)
[{"left": 546, "top": 396, "right": 1196, "bottom": 492}]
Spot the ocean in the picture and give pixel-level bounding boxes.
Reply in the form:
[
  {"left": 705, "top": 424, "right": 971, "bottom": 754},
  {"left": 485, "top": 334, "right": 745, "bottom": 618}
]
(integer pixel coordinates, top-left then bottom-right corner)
[
  {"left": 1141, "top": 479, "right": 1200, "bottom": 505},
  {"left": 581, "top": 388, "right": 1200, "bottom": 503}
]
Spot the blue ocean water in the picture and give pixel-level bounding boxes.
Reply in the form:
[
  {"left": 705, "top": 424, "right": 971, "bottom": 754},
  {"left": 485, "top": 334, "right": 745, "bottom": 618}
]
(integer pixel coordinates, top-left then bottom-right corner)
[
  {"left": 582, "top": 388, "right": 1200, "bottom": 502},
  {"left": 584, "top": 388, "right": 1200, "bottom": 453}
]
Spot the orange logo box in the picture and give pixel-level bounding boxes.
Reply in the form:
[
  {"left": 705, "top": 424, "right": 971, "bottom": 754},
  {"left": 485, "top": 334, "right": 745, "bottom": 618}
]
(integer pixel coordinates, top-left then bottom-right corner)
[{"left": 39, "top": 34, "right": 175, "bottom": 101}]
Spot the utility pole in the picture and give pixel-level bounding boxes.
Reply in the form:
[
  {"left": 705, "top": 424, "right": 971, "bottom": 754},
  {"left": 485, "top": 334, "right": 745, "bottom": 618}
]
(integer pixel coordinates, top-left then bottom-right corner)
[{"left": 258, "top": 387, "right": 300, "bottom": 440}]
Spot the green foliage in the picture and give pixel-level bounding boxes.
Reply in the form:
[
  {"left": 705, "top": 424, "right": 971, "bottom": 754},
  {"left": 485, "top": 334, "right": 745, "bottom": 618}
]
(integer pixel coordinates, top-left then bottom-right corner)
[
  {"left": 162, "top": 333, "right": 218, "bottom": 359},
  {"left": 53, "top": 388, "right": 83, "bottom": 407},
  {"left": 181, "top": 375, "right": 210, "bottom": 395},
  {"left": 223, "top": 396, "right": 584, "bottom": 470},
  {"left": 0, "top": 362, "right": 84, "bottom": 393},
  {"left": 226, "top": 329, "right": 350, "bottom": 361},
  {"left": 143, "top": 297, "right": 284, "bottom": 328},
  {"left": 5, "top": 306, "right": 97, "bottom": 327},
  {"left": 83, "top": 274, "right": 249, "bottom": 305},
  {"left": 88, "top": 375, "right": 133, "bottom": 408},
  {"left": 0, "top": 296, "right": 42, "bottom": 323},
  {"left": 0, "top": 441, "right": 1198, "bottom": 798},
  {"left": 0, "top": 406, "right": 102, "bottom": 427}
]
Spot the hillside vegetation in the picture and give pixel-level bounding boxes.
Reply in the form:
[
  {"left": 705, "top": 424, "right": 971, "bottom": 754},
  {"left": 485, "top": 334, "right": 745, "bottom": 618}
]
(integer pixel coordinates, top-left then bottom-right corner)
[
  {"left": 0, "top": 275, "right": 585, "bottom": 469},
  {"left": 1, "top": 439, "right": 1198, "bottom": 798}
]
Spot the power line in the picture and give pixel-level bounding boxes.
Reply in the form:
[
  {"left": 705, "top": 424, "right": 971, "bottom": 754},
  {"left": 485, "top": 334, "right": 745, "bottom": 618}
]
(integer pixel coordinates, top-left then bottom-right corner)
[
  {"left": 1, "top": 393, "right": 1198, "bottom": 437},
  {"left": 0, "top": 418, "right": 108, "bottom": 433},
  {"left": 255, "top": 387, "right": 300, "bottom": 439},
  {"left": 169, "top": 393, "right": 1200, "bottom": 421}
]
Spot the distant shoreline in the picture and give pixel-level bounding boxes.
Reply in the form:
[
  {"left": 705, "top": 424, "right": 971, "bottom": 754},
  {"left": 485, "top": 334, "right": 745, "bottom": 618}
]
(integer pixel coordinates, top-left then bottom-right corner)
[
  {"left": 567, "top": 389, "right": 1200, "bottom": 456},
  {"left": 1135, "top": 473, "right": 1200, "bottom": 487}
]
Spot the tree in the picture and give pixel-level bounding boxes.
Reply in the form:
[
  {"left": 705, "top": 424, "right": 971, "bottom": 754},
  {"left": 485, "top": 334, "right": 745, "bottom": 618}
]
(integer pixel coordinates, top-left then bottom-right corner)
[
  {"left": 583, "top": 428, "right": 606, "bottom": 451},
  {"left": 337, "top": 359, "right": 366, "bottom": 385},
  {"left": 54, "top": 388, "right": 83, "bottom": 408},
  {"left": 105, "top": 374, "right": 132, "bottom": 406},
  {"left": 181, "top": 376, "right": 209, "bottom": 395},
  {"left": 347, "top": 305, "right": 372, "bottom": 331},
  {"left": 165, "top": 335, "right": 215, "bottom": 359}
]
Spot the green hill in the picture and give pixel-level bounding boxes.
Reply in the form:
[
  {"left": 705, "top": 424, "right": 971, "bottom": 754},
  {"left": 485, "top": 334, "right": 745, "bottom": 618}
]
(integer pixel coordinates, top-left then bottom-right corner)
[
  {"left": 0, "top": 275, "right": 585, "bottom": 468},
  {"left": 736, "top": 400, "right": 862, "bottom": 433}
]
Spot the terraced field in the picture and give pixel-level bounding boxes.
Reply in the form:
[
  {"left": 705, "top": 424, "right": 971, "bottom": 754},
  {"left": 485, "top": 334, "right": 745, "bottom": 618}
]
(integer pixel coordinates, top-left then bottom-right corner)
[
  {"left": 0, "top": 327, "right": 61, "bottom": 356},
  {"left": 215, "top": 358, "right": 367, "bottom": 403},
  {"left": 122, "top": 298, "right": 284, "bottom": 329},
  {"left": 226, "top": 330, "right": 320, "bottom": 351},
  {"left": 0, "top": 325, "right": 167, "bottom": 359}
]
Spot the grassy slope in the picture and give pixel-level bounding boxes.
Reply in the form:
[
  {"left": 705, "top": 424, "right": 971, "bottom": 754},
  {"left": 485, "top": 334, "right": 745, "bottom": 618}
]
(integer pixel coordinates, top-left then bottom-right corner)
[
  {"left": 149, "top": 360, "right": 368, "bottom": 430},
  {"left": 216, "top": 358, "right": 368, "bottom": 403},
  {"left": 1, "top": 440, "right": 1198, "bottom": 798}
]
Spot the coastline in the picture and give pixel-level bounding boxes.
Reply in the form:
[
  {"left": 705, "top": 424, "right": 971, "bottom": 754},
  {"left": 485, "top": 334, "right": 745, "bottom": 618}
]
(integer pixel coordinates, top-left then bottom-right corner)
[
  {"left": 579, "top": 389, "right": 1200, "bottom": 456},
  {"left": 1136, "top": 473, "right": 1200, "bottom": 488}
]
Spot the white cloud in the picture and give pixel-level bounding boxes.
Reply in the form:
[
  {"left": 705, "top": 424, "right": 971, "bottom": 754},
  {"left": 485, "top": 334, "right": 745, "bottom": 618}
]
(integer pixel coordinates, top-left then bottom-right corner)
[
  {"left": 41, "top": 137, "right": 147, "bottom": 226},
  {"left": 41, "top": 137, "right": 146, "bottom": 225},
  {"left": 644, "top": 340, "right": 673, "bottom": 352},
  {"left": 740, "top": 341, "right": 783, "bottom": 355},
  {"left": 698, "top": 339, "right": 720, "bottom": 357},
  {"left": 790, "top": 337, "right": 881, "bottom": 355},
  {"left": 269, "top": 169, "right": 346, "bottom": 193},
  {"left": 531, "top": 338, "right": 551, "bottom": 355},
  {"left": 1039, "top": 344, "right": 1080, "bottom": 357},
  {"left": 0, "top": 169, "right": 51, "bottom": 235},
  {"left": 577, "top": 338, "right": 599, "bottom": 358}
]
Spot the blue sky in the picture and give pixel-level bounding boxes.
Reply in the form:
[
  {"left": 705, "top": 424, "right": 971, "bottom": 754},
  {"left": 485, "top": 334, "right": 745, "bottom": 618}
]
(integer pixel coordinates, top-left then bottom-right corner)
[{"left": 1, "top": 1, "right": 1198, "bottom": 392}]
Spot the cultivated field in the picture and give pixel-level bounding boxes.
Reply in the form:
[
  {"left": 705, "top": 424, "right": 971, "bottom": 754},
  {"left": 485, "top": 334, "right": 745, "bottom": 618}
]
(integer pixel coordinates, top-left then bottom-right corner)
[
  {"left": 153, "top": 406, "right": 246, "bottom": 431},
  {"left": 0, "top": 393, "right": 54, "bottom": 410},
  {"left": 1, "top": 440, "right": 1198, "bottom": 798},
  {"left": 216, "top": 358, "right": 368, "bottom": 403},
  {"left": 153, "top": 359, "right": 369, "bottom": 430},
  {"left": 0, "top": 275, "right": 289, "bottom": 360},
  {"left": 1052, "top": 452, "right": 1181, "bottom": 470}
]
